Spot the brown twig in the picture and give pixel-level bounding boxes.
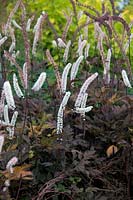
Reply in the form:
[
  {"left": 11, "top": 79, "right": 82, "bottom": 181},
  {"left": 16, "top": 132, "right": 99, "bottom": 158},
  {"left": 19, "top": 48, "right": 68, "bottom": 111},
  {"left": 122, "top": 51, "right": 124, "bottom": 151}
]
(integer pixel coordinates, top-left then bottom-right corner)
[
  {"left": 62, "top": 14, "right": 73, "bottom": 42},
  {"left": 4, "top": 0, "right": 22, "bottom": 35},
  {"left": 46, "top": 16, "right": 58, "bottom": 40},
  {"left": 84, "top": 11, "right": 130, "bottom": 36},
  {"left": 46, "top": 49, "right": 61, "bottom": 92},
  {"left": 109, "top": 0, "right": 116, "bottom": 15},
  {"left": 69, "top": 0, "right": 77, "bottom": 19},
  {"left": 72, "top": 20, "right": 93, "bottom": 43},
  {"left": 75, "top": 0, "right": 100, "bottom": 16},
  {"left": 32, "top": 173, "right": 66, "bottom": 200},
  {"left": 4, "top": 50, "right": 24, "bottom": 86},
  {"left": 15, "top": 176, "right": 23, "bottom": 200}
]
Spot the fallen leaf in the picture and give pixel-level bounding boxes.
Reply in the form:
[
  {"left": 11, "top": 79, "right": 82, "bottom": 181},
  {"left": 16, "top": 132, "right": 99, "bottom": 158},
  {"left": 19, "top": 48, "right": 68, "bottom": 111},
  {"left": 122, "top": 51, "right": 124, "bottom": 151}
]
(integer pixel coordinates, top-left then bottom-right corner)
[
  {"left": 2, "top": 164, "right": 33, "bottom": 180},
  {"left": 107, "top": 93, "right": 118, "bottom": 104},
  {"left": 106, "top": 145, "right": 118, "bottom": 157}
]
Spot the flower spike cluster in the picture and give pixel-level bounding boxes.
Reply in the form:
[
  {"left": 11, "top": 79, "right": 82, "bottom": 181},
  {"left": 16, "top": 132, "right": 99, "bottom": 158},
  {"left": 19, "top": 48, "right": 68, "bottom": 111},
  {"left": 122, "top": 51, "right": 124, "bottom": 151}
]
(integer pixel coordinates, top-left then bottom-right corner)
[
  {"left": 73, "top": 73, "right": 98, "bottom": 117},
  {"left": 13, "top": 70, "right": 47, "bottom": 97},
  {"left": 75, "top": 72, "right": 98, "bottom": 109}
]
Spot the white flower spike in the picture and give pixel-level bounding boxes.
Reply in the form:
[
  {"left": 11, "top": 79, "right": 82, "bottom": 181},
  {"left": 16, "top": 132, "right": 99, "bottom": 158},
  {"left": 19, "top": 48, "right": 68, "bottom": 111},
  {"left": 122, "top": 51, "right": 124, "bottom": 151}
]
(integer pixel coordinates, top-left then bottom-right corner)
[
  {"left": 75, "top": 106, "right": 93, "bottom": 113},
  {"left": 84, "top": 43, "right": 90, "bottom": 59},
  {"left": 77, "top": 40, "right": 87, "bottom": 56},
  {"left": 57, "top": 91, "right": 71, "bottom": 134},
  {"left": 0, "top": 36, "right": 8, "bottom": 47},
  {"left": 57, "top": 38, "right": 66, "bottom": 48},
  {"left": 4, "top": 105, "right": 10, "bottom": 126},
  {"left": 32, "top": 72, "right": 46, "bottom": 91},
  {"left": 61, "top": 63, "right": 72, "bottom": 94},
  {"left": 6, "top": 156, "right": 18, "bottom": 173},
  {"left": 70, "top": 55, "right": 84, "bottom": 82},
  {"left": 0, "top": 135, "right": 4, "bottom": 153},
  {"left": 12, "top": 20, "right": 22, "bottom": 30},
  {"left": 63, "top": 40, "right": 71, "bottom": 62},
  {"left": 13, "top": 73, "right": 24, "bottom": 98},
  {"left": 103, "top": 49, "right": 111, "bottom": 84},
  {"left": 23, "top": 62, "right": 28, "bottom": 89},
  {"left": 122, "top": 70, "right": 132, "bottom": 88},
  {"left": 3, "top": 81, "right": 15, "bottom": 110}
]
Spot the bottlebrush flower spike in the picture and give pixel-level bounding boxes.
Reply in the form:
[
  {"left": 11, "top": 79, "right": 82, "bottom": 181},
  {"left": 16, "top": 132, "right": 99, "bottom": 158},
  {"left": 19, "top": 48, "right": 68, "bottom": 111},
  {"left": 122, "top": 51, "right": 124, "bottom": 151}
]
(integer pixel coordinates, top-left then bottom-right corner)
[
  {"left": 6, "top": 156, "right": 18, "bottom": 173},
  {"left": 13, "top": 73, "right": 24, "bottom": 98},
  {"left": 8, "top": 111, "right": 18, "bottom": 138},
  {"left": 32, "top": 11, "right": 47, "bottom": 55},
  {"left": 32, "top": 72, "right": 46, "bottom": 91},
  {"left": 77, "top": 40, "right": 87, "bottom": 56},
  {"left": 12, "top": 19, "right": 22, "bottom": 30},
  {"left": 75, "top": 72, "right": 98, "bottom": 108},
  {"left": 3, "top": 179, "right": 10, "bottom": 192},
  {"left": 0, "top": 90, "right": 5, "bottom": 117},
  {"left": 8, "top": 26, "right": 16, "bottom": 53},
  {"left": 121, "top": 70, "right": 132, "bottom": 88},
  {"left": 26, "top": 15, "right": 34, "bottom": 32},
  {"left": 0, "top": 36, "right": 7, "bottom": 47},
  {"left": 77, "top": 10, "right": 83, "bottom": 20},
  {"left": 26, "top": 19, "right": 32, "bottom": 32},
  {"left": 61, "top": 91, "right": 71, "bottom": 108},
  {"left": 0, "top": 135, "right": 4, "bottom": 153},
  {"left": 124, "top": 33, "right": 133, "bottom": 53},
  {"left": 103, "top": 49, "right": 111, "bottom": 84},
  {"left": 33, "top": 11, "right": 45, "bottom": 33},
  {"left": 11, "top": 111, "right": 18, "bottom": 127},
  {"left": 80, "top": 93, "right": 88, "bottom": 108},
  {"left": 70, "top": 55, "right": 84, "bottom": 82},
  {"left": 94, "top": 22, "right": 104, "bottom": 39},
  {"left": 57, "top": 38, "right": 66, "bottom": 48},
  {"left": 61, "top": 63, "right": 72, "bottom": 94},
  {"left": 3, "top": 104, "right": 18, "bottom": 138},
  {"left": 84, "top": 43, "right": 90, "bottom": 59},
  {"left": 3, "top": 81, "right": 15, "bottom": 110},
  {"left": 0, "top": 120, "right": 7, "bottom": 126},
  {"left": 63, "top": 40, "right": 71, "bottom": 62},
  {"left": 9, "top": 42, "right": 15, "bottom": 53},
  {"left": 80, "top": 93, "right": 88, "bottom": 118},
  {"left": 57, "top": 91, "right": 71, "bottom": 134},
  {"left": 78, "top": 35, "right": 83, "bottom": 50},
  {"left": 75, "top": 106, "right": 93, "bottom": 113},
  {"left": 4, "top": 105, "right": 10, "bottom": 126},
  {"left": 84, "top": 17, "right": 90, "bottom": 40},
  {"left": 52, "top": 40, "right": 57, "bottom": 48},
  {"left": 23, "top": 62, "right": 28, "bottom": 89},
  {"left": 12, "top": 20, "right": 22, "bottom": 30},
  {"left": 57, "top": 106, "right": 63, "bottom": 135}
]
